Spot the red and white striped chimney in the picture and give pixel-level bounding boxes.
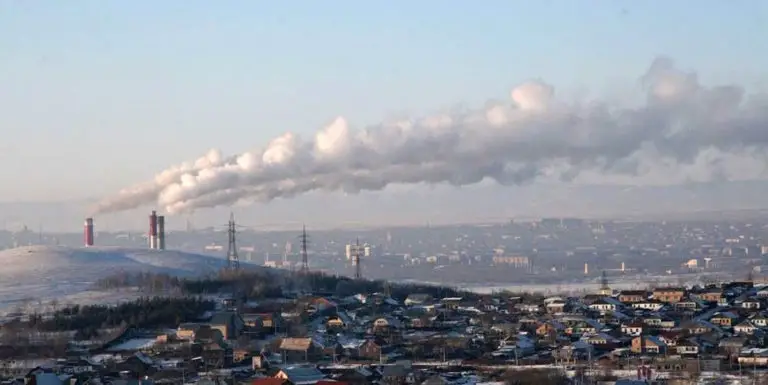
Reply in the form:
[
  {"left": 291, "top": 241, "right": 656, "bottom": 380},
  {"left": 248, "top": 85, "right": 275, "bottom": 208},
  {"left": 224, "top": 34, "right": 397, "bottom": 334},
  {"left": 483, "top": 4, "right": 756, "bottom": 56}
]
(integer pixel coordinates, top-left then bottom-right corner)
[
  {"left": 148, "top": 210, "right": 158, "bottom": 249},
  {"left": 84, "top": 218, "right": 94, "bottom": 247}
]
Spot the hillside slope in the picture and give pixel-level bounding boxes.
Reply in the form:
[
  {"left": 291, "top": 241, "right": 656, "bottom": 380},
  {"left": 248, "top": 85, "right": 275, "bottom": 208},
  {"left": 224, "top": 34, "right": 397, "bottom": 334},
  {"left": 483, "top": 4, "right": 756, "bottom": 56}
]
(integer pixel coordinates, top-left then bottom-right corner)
[{"left": 0, "top": 245, "right": 249, "bottom": 310}]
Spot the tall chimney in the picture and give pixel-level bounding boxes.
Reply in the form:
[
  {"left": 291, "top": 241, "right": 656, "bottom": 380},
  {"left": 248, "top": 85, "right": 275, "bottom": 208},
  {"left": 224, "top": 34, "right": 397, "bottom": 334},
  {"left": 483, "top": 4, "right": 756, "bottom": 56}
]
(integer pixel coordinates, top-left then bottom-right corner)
[
  {"left": 157, "top": 215, "right": 166, "bottom": 250},
  {"left": 149, "top": 210, "right": 158, "bottom": 249},
  {"left": 84, "top": 218, "right": 94, "bottom": 247}
]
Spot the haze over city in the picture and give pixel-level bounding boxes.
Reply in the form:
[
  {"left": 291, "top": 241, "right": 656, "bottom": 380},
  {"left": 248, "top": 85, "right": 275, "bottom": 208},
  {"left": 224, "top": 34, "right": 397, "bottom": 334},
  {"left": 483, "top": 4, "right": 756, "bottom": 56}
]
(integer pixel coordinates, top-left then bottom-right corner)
[
  {"left": 7, "top": 3, "right": 768, "bottom": 383},
  {"left": 3, "top": 1, "right": 768, "bottom": 231}
]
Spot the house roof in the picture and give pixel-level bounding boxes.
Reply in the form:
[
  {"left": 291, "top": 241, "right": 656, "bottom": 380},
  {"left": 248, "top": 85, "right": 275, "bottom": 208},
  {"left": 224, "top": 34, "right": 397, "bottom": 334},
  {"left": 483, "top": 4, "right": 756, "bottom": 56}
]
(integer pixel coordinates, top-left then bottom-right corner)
[
  {"left": 653, "top": 287, "right": 685, "bottom": 292},
  {"left": 252, "top": 379, "right": 288, "bottom": 385},
  {"left": 210, "top": 311, "right": 237, "bottom": 325},
  {"left": 279, "top": 338, "right": 313, "bottom": 351},
  {"left": 381, "top": 364, "right": 408, "bottom": 377},
  {"left": 405, "top": 294, "right": 433, "bottom": 302},
  {"left": 642, "top": 336, "right": 667, "bottom": 347},
  {"left": 277, "top": 365, "right": 326, "bottom": 385},
  {"left": 619, "top": 290, "right": 648, "bottom": 296}
]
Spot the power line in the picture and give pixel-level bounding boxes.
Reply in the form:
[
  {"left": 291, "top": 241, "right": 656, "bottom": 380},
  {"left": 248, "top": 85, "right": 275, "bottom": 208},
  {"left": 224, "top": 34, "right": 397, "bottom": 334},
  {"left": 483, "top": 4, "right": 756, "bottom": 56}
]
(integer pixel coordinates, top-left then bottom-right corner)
[{"left": 226, "top": 212, "right": 240, "bottom": 270}]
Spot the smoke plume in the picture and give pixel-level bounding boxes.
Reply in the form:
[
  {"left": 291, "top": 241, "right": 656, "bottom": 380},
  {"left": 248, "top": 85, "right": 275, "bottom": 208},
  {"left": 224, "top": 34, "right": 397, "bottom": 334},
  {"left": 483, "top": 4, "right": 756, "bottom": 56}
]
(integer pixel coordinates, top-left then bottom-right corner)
[{"left": 93, "top": 57, "right": 768, "bottom": 215}]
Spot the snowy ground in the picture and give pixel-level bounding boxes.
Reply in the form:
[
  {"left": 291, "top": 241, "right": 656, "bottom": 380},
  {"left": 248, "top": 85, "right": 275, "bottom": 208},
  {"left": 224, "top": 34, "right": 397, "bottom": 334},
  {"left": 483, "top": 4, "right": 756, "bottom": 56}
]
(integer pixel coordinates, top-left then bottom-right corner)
[
  {"left": 0, "top": 244, "right": 720, "bottom": 315},
  {"left": 0, "top": 245, "right": 240, "bottom": 314}
]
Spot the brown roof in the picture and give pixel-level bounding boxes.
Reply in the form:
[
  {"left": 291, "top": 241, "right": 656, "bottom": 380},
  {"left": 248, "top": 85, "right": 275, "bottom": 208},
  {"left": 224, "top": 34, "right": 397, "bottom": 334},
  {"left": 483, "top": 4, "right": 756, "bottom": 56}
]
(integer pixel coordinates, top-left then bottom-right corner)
[{"left": 279, "top": 337, "right": 312, "bottom": 351}]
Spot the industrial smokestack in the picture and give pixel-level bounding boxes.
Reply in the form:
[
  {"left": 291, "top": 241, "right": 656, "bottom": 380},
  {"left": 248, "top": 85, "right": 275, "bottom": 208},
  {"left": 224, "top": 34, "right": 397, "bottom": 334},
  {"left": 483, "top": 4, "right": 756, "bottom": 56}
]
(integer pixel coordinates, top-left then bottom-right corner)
[
  {"left": 84, "top": 218, "right": 94, "bottom": 247},
  {"left": 157, "top": 215, "right": 165, "bottom": 250},
  {"left": 149, "top": 210, "right": 158, "bottom": 249}
]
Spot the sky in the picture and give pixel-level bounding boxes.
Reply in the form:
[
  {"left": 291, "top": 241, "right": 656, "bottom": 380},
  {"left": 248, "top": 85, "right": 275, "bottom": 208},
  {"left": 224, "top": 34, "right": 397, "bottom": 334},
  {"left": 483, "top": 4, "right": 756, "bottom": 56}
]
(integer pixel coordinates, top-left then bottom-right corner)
[{"left": 1, "top": 0, "right": 767, "bottom": 203}]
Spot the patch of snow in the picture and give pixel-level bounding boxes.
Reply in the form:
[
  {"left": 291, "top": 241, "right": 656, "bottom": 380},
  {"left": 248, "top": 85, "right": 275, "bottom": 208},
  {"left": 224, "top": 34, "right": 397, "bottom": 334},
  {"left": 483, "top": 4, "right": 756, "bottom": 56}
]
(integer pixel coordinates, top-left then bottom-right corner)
[
  {"left": 0, "top": 245, "right": 269, "bottom": 311},
  {"left": 107, "top": 338, "right": 157, "bottom": 352}
]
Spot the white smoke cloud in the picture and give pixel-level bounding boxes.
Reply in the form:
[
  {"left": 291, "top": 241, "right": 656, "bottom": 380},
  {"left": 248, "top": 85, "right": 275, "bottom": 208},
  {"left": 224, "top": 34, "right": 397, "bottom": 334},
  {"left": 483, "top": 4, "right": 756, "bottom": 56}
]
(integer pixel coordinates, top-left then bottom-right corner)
[{"left": 92, "top": 57, "right": 768, "bottom": 215}]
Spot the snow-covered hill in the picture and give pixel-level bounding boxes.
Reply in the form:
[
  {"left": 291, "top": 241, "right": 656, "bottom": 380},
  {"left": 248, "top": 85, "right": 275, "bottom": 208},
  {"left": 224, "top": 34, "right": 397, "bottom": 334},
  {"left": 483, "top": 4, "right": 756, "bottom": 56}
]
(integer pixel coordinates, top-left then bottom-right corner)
[{"left": 0, "top": 245, "right": 250, "bottom": 311}]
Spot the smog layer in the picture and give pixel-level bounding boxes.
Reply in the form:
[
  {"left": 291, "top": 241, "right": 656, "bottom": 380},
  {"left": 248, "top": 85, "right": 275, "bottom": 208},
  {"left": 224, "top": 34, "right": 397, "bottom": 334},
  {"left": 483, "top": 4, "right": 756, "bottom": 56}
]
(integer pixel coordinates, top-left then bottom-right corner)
[{"left": 93, "top": 57, "right": 768, "bottom": 215}]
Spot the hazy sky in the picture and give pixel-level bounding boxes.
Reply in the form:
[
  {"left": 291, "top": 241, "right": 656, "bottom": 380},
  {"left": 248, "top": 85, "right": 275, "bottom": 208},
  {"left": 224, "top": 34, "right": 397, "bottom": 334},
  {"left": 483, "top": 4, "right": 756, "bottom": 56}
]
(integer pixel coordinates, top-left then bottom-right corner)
[{"left": 2, "top": 0, "right": 767, "bottom": 202}]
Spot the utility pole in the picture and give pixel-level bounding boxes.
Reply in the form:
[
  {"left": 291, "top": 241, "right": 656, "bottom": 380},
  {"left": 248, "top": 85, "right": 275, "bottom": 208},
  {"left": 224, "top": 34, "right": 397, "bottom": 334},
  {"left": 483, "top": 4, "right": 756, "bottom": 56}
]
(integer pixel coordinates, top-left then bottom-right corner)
[{"left": 226, "top": 212, "right": 240, "bottom": 270}]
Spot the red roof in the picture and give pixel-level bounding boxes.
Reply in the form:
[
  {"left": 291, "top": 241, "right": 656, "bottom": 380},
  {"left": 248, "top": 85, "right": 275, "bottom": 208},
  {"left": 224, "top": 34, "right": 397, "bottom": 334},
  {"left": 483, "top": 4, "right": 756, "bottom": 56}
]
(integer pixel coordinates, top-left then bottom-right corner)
[{"left": 252, "top": 378, "right": 287, "bottom": 385}]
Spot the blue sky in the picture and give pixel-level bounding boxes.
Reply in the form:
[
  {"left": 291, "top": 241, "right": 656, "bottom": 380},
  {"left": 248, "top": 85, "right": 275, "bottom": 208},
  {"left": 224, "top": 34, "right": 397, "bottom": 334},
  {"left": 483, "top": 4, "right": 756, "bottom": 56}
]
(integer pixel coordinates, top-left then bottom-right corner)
[{"left": 1, "top": 0, "right": 766, "bottom": 201}]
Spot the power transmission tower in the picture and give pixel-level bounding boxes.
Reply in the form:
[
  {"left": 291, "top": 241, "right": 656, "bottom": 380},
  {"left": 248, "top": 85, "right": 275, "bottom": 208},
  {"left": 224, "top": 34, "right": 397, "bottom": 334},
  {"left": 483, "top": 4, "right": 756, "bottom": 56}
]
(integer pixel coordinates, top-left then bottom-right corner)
[
  {"left": 353, "top": 238, "right": 362, "bottom": 280},
  {"left": 226, "top": 212, "right": 240, "bottom": 270},
  {"left": 299, "top": 224, "right": 309, "bottom": 274},
  {"left": 600, "top": 270, "right": 608, "bottom": 289}
]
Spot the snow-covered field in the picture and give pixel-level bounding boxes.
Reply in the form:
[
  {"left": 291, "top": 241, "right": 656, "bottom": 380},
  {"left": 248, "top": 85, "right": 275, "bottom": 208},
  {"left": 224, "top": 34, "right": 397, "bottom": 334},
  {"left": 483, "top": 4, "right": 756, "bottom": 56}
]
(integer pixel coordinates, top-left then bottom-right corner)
[{"left": 0, "top": 245, "right": 239, "bottom": 313}]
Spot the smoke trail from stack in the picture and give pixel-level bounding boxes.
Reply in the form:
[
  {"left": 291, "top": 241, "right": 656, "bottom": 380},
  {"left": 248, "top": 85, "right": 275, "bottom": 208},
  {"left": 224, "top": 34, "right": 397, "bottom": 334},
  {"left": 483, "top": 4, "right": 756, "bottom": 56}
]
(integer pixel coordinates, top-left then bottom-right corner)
[{"left": 92, "top": 57, "right": 768, "bottom": 215}]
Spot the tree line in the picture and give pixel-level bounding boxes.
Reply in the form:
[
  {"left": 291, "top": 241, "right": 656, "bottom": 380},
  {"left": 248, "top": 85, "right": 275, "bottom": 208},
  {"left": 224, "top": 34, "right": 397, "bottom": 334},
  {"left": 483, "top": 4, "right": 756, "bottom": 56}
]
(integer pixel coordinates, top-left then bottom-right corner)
[
  {"left": 18, "top": 296, "right": 214, "bottom": 336},
  {"left": 92, "top": 268, "right": 484, "bottom": 303}
]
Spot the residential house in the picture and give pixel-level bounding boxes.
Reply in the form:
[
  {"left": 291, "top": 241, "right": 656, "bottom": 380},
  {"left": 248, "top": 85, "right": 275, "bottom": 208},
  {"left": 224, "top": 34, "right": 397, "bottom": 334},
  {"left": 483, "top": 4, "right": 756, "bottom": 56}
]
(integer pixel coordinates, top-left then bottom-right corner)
[
  {"left": 116, "top": 352, "right": 158, "bottom": 378},
  {"left": 545, "top": 299, "right": 567, "bottom": 314},
  {"left": 176, "top": 323, "right": 202, "bottom": 340},
  {"left": 738, "top": 349, "right": 768, "bottom": 367},
  {"left": 631, "top": 336, "right": 668, "bottom": 354},
  {"left": 380, "top": 364, "right": 410, "bottom": 385},
  {"left": 309, "top": 297, "right": 338, "bottom": 314},
  {"left": 653, "top": 288, "right": 686, "bottom": 303},
  {"left": 200, "top": 340, "right": 233, "bottom": 368},
  {"left": 692, "top": 288, "right": 724, "bottom": 303},
  {"left": 675, "top": 340, "right": 700, "bottom": 356},
  {"left": 242, "top": 312, "right": 282, "bottom": 334},
  {"left": 208, "top": 311, "right": 245, "bottom": 341},
  {"left": 273, "top": 365, "right": 327, "bottom": 385},
  {"left": 334, "top": 367, "right": 377, "bottom": 385},
  {"left": 641, "top": 314, "right": 663, "bottom": 328},
  {"left": 734, "top": 321, "right": 758, "bottom": 335},
  {"left": 582, "top": 332, "right": 620, "bottom": 348},
  {"left": 408, "top": 315, "right": 433, "bottom": 329},
  {"left": 589, "top": 298, "right": 621, "bottom": 313},
  {"left": 710, "top": 312, "right": 740, "bottom": 328},
  {"left": 742, "top": 299, "right": 762, "bottom": 310},
  {"left": 536, "top": 321, "right": 564, "bottom": 337},
  {"left": 358, "top": 339, "right": 385, "bottom": 361},
  {"left": 440, "top": 297, "right": 462, "bottom": 310},
  {"left": 327, "top": 312, "right": 353, "bottom": 330},
  {"left": 404, "top": 294, "right": 433, "bottom": 307},
  {"left": 252, "top": 379, "right": 290, "bottom": 385},
  {"left": 681, "top": 320, "right": 718, "bottom": 335},
  {"left": 672, "top": 296, "right": 704, "bottom": 312},
  {"left": 279, "top": 338, "right": 324, "bottom": 362},
  {"left": 630, "top": 301, "right": 664, "bottom": 313},
  {"left": 750, "top": 314, "right": 768, "bottom": 327},
  {"left": 372, "top": 316, "right": 403, "bottom": 334},
  {"left": 659, "top": 317, "right": 677, "bottom": 330},
  {"left": 618, "top": 290, "right": 648, "bottom": 303},
  {"left": 621, "top": 322, "right": 644, "bottom": 337},
  {"left": 515, "top": 303, "right": 542, "bottom": 313}
]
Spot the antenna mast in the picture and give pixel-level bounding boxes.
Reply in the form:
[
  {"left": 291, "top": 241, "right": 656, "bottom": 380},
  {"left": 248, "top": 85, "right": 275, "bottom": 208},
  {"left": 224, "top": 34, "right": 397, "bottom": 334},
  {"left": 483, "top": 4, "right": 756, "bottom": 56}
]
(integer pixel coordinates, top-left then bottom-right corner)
[
  {"left": 226, "top": 212, "right": 240, "bottom": 270},
  {"left": 299, "top": 224, "right": 310, "bottom": 274}
]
